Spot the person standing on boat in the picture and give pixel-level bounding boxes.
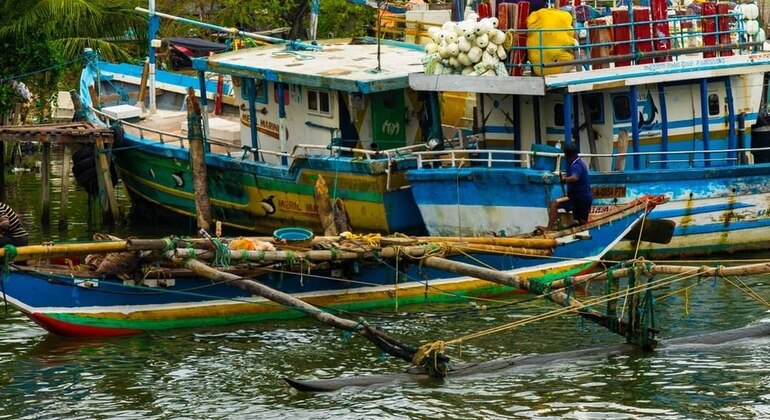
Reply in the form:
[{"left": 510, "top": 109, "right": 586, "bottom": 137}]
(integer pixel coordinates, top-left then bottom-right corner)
[
  {"left": 542, "top": 143, "right": 593, "bottom": 231},
  {"left": 0, "top": 202, "right": 28, "bottom": 247}
]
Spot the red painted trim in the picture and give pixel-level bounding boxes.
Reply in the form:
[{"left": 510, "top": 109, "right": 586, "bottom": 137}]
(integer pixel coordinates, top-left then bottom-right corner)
[{"left": 29, "top": 313, "right": 142, "bottom": 337}]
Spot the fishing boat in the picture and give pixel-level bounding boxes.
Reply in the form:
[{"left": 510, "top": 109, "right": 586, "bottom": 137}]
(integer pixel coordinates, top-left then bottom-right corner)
[
  {"left": 79, "top": 4, "right": 446, "bottom": 236},
  {"left": 0, "top": 196, "right": 660, "bottom": 337},
  {"left": 406, "top": 2, "right": 770, "bottom": 258}
]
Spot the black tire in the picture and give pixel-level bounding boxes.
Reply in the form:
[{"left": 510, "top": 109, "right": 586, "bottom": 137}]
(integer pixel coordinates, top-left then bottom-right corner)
[{"left": 71, "top": 145, "right": 119, "bottom": 196}]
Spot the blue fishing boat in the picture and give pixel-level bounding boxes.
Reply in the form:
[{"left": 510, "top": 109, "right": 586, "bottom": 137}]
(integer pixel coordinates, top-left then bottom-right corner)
[
  {"left": 406, "top": 3, "right": 770, "bottom": 258},
  {"left": 1, "top": 197, "right": 658, "bottom": 336}
]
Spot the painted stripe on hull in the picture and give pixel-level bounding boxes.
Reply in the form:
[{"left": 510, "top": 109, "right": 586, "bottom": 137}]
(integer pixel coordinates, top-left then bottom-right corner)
[
  {"left": 410, "top": 165, "right": 770, "bottom": 256},
  {"left": 6, "top": 261, "right": 594, "bottom": 335},
  {"left": 114, "top": 134, "right": 423, "bottom": 233}
]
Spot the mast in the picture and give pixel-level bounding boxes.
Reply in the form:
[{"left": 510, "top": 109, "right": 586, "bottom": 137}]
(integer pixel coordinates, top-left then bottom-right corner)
[{"left": 148, "top": 0, "right": 159, "bottom": 113}]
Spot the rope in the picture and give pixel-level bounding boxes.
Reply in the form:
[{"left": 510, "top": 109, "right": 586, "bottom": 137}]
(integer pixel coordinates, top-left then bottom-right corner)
[
  {"left": 417, "top": 261, "right": 707, "bottom": 353},
  {"left": 210, "top": 238, "right": 231, "bottom": 268},
  {"left": 0, "top": 245, "right": 17, "bottom": 314},
  {"left": 0, "top": 57, "right": 82, "bottom": 83}
]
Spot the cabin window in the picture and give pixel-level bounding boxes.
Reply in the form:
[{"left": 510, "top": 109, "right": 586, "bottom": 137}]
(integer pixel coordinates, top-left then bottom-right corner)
[
  {"left": 708, "top": 93, "right": 720, "bottom": 116},
  {"left": 554, "top": 103, "right": 564, "bottom": 126},
  {"left": 240, "top": 78, "right": 268, "bottom": 104},
  {"left": 612, "top": 94, "right": 631, "bottom": 122},
  {"left": 307, "top": 88, "right": 332, "bottom": 117},
  {"left": 584, "top": 93, "right": 604, "bottom": 125}
]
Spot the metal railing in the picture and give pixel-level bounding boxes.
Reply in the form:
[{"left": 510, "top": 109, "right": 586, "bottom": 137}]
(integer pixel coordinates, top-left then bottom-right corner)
[{"left": 414, "top": 143, "right": 770, "bottom": 171}]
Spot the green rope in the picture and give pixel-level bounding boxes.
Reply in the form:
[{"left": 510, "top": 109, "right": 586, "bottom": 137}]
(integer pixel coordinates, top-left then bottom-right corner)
[
  {"left": 1, "top": 245, "right": 18, "bottom": 314},
  {"left": 285, "top": 251, "right": 297, "bottom": 266},
  {"left": 330, "top": 247, "right": 338, "bottom": 261},
  {"left": 210, "top": 238, "right": 231, "bottom": 268},
  {"left": 160, "top": 236, "right": 179, "bottom": 254},
  {"left": 240, "top": 250, "right": 248, "bottom": 262},
  {"left": 181, "top": 243, "right": 197, "bottom": 265}
]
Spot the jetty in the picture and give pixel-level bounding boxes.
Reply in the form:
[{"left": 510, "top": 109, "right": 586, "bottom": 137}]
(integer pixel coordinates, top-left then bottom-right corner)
[{"left": 0, "top": 121, "right": 120, "bottom": 226}]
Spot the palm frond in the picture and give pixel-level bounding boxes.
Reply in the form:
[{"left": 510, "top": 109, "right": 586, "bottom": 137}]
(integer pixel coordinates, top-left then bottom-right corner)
[{"left": 52, "top": 37, "right": 136, "bottom": 63}]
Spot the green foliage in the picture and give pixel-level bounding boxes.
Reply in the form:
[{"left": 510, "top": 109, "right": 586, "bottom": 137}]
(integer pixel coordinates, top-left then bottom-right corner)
[
  {"left": 316, "top": 0, "right": 375, "bottom": 39},
  {"left": 0, "top": 0, "right": 146, "bottom": 121}
]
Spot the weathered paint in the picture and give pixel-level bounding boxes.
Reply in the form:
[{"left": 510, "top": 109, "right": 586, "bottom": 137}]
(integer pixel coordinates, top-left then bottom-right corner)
[
  {"left": 114, "top": 133, "right": 424, "bottom": 234},
  {"left": 3, "top": 205, "right": 647, "bottom": 336},
  {"left": 409, "top": 163, "right": 770, "bottom": 257}
]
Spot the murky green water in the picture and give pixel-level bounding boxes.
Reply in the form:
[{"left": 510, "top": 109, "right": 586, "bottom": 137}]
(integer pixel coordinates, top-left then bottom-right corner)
[{"left": 2, "top": 148, "right": 770, "bottom": 418}]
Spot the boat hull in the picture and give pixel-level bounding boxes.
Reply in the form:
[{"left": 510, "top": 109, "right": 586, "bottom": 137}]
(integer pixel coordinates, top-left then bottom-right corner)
[
  {"left": 114, "top": 133, "right": 425, "bottom": 235},
  {"left": 3, "top": 202, "right": 645, "bottom": 336},
  {"left": 408, "top": 164, "right": 770, "bottom": 258}
]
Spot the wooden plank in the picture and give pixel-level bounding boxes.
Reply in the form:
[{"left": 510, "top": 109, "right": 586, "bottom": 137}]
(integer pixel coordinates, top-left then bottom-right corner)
[
  {"left": 58, "top": 144, "right": 72, "bottom": 228},
  {"left": 409, "top": 73, "right": 547, "bottom": 95}
]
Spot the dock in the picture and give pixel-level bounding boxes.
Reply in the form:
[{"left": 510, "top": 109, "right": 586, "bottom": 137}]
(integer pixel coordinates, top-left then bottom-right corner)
[{"left": 0, "top": 122, "right": 120, "bottom": 227}]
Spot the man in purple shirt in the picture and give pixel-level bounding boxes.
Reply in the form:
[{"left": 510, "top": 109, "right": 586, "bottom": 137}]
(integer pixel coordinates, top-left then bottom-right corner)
[{"left": 542, "top": 143, "right": 593, "bottom": 231}]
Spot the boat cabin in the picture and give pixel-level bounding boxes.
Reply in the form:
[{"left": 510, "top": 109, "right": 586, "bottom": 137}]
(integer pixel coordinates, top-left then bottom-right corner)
[
  {"left": 192, "top": 38, "right": 432, "bottom": 165},
  {"left": 410, "top": 3, "right": 770, "bottom": 172}
]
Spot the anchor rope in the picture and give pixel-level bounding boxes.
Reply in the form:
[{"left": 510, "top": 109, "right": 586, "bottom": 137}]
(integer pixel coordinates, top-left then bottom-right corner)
[{"left": 418, "top": 262, "right": 707, "bottom": 351}]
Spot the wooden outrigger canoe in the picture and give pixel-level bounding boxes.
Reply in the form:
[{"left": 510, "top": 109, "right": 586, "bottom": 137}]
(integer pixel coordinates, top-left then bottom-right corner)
[{"left": 0, "top": 196, "right": 660, "bottom": 337}]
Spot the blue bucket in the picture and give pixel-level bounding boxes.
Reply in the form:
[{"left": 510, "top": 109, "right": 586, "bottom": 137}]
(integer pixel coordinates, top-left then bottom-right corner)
[{"left": 273, "top": 227, "right": 315, "bottom": 245}]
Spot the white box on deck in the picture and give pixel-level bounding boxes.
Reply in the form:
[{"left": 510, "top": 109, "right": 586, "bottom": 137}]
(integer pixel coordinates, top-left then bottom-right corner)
[{"left": 101, "top": 104, "right": 141, "bottom": 120}]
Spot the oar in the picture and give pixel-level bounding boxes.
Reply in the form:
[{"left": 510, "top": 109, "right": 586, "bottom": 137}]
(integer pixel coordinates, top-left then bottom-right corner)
[
  {"left": 622, "top": 218, "right": 675, "bottom": 244},
  {"left": 0, "top": 239, "right": 171, "bottom": 261},
  {"left": 163, "top": 251, "right": 448, "bottom": 369}
]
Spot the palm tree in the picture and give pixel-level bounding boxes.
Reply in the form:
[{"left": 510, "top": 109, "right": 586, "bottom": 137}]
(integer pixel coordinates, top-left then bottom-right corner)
[
  {"left": 0, "top": 0, "right": 147, "bottom": 62},
  {"left": 0, "top": 0, "right": 147, "bottom": 120}
]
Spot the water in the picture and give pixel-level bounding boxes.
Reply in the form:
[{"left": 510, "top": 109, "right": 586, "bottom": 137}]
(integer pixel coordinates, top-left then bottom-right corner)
[{"left": 2, "top": 149, "right": 770, "bottom": 418}]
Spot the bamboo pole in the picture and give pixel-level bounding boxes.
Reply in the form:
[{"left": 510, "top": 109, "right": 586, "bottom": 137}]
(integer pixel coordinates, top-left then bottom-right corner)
[
  {"left": 186, "top": 87, "right": 212, "bottom": 231},
  {"left": 0, "top": 239, "right": 170, "bottom": 261},
  {"left": 573, "top": 262, "right": 770, "bottom": 283},
  {"left": 416, "top": 236, "right": 557, "bottom": 249},
  {"left": 58, "top": 144, "right": 72, "bottom": 229}
]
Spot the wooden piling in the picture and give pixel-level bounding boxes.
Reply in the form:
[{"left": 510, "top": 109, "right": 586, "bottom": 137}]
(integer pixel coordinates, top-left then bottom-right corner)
[
  {"left": 186, "top": 87, "right": 212, "bottom": 231},
  {"left": 41, "top": 142, "right": 51, "bottom": 225},
  {"left": 94, "top": 135, "right": 121, "bottom": 222},
  {"left": 138, "top": 60, "right": 150, "bottom": 111},
  {"left": 58, "top": 144, "right": 72, "bottom": 228}
]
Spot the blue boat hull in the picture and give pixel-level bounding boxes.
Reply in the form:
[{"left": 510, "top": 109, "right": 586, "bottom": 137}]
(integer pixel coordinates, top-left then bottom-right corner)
[{"left": 408, "top": 163, "right": 770, "bottom": 258}]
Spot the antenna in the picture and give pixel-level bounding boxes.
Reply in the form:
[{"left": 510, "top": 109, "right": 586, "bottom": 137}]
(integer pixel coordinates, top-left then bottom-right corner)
[{"left": 376, "top": 0, "right": 387, "bottom": 72}]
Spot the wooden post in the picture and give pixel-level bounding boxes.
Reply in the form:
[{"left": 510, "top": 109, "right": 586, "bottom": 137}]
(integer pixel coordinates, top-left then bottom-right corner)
[
  {"left": 58, "top": 144, "right": 72, "bottom": 229},
  {"left": 94, "top": 135, "right": 121, "bottom": 222},
  {"left": 137, "top": 60, "right": 150, "bottom": 111},
  {"left": 186, "top": 87, "right": 212, "bottom": 231},
  {"left": 41, "top": 142, "right": 51, "bottom": 225}
]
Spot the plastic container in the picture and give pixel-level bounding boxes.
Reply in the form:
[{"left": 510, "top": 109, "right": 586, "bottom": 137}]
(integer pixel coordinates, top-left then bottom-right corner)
[{"left": 273, "top": 227, "right": 315, "bottom": 247}]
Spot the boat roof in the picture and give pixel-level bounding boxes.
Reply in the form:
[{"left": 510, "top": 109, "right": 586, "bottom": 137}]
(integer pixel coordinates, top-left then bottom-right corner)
[
  {"left": 410, "top": 52, "right": 770, "bottom": 96},
  {"left": 192, "top": 37, "right": 425, "bottom": 94}
]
